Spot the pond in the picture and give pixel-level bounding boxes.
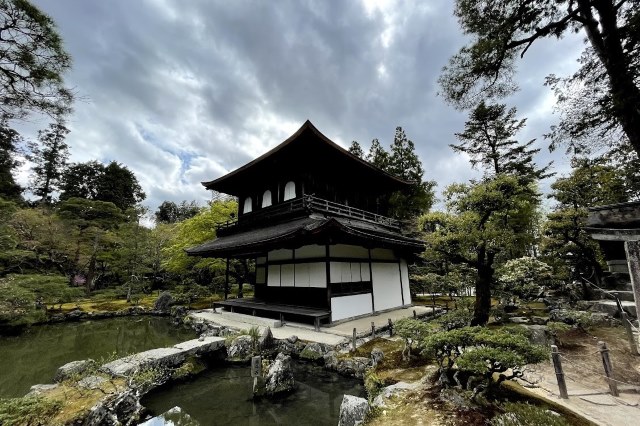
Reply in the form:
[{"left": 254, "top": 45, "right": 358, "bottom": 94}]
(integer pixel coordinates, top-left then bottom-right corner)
[
  {"left": 0, "top": 316, "right": 195, "bottom": 398},
  {"left": 141, "top": 362, "right": 365, "bottom": 426}
]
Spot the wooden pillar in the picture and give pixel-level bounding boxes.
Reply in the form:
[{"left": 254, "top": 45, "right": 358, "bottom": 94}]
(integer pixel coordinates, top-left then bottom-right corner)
[
  {"left": 398, "top": 261, "right": 405, "bottom": 306},
  {"left": 225, "top": 258, "right": 230, "bottom": 300},
  {"left": 368, "top": 249, "right": 375, "bottom": 312},
  {"left": 622, "top": 311, "right": 639, "bottom": 356},
  {"left": 625, "top": 241, "right": 640, "bottom": 321},
  {"left": 598, "top": 341, "right": 619, "bottom": 396},
  {"left": 551, "top": 345, "right": 568, "bottom": 399}
]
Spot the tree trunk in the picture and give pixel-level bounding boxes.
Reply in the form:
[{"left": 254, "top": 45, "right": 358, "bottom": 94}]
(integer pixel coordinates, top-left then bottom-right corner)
[
  {"left": 582, "top": 0, "right": 640, "bottom": 157},
  {"left": 471, "top": 250, "right": 495, "bottom": 326}
]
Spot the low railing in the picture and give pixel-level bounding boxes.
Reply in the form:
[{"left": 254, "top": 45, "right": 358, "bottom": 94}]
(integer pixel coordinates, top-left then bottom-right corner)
[{"left": 215, "top": 195, "right": 400, "bottom": 232}]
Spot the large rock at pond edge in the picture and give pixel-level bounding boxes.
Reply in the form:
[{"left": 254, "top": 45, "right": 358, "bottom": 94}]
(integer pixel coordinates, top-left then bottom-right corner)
[
  {"left": 154, "top": 291, "right": 173, "bottom": 312},
  {"left": 372, "top": 382, "right": 419, "bottom": 408},
  {"left": 264, "top": 353, "right": 295, "bottom": 395},
  {"left": 26, "top": 383, "right": 59, "bottom": 397},
  {"left": 299, "top": 342, "right": 329, "bottom": 362},
  {"left": 324, "top": 352, "right": 371, "bottom": 378},
  {"left": 55, "top": 359, "right": 96, "bottom": 382},
  {"left": 338, "top": 395, "right": 369, "bottom": 426},
  {"left": 227, "top": 335, "right": 254, "bottom": 361}
]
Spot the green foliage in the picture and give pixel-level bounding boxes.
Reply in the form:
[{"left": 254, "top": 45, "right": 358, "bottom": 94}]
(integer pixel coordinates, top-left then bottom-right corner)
[
  {"left": 0, "top": 121, "right": 23, "bottom": 201},
  {"left": 394, "top": 318, "right": 434, "bottom": 359},
  {"left": 172, "top": 283, "right": 210, "bottom": 308},
  {"left": 420, "top": 326, "right": 547, "bottom": 391},
  {"left": 496, "top": 257, "right": 552, "bottom": 301},
  {"left": 436, "top": 305, "right": 474, "bottom": 331},
  {"left": 27, "top": 121, "right": 69, "bottom": 204},
  {"left": 163, "top": 200, "right": 236, "bottom": 281},
  {"left": 439, "top": 0, "right": 640, "bottom": 159},
  {"left": 491, "top": 402, "right": 569, "bottom": 426},
  {"left": 421, "top": 175, "right": 540, "bottom": 325},
  {"left": 0, "top": 0, "right": 73, "bottom": 120},
  {"left": 347, "top": 141, "right": 364, "bottom": 159},
  {"left": 0, "top": 396, "right": 62, "bottom": 426},
  {"left": 363, "top": 370, "right": 387, "bottom": 401},
  {"left": 59, "top": 161, "right": 145, "bottom": 212},
  {"left": 154, "top": 200, "right": 201, "bottom": 224}
]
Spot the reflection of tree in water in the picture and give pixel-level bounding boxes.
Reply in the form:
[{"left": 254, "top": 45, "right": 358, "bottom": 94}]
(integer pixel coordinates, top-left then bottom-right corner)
[{"left": 0, "top": 317, "right": 194, "bottom": 398}]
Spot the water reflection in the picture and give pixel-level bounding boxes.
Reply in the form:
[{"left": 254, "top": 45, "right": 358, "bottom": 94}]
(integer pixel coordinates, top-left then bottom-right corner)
[
  {"left": 141, "top": 363, "right": 365, "bottom": 426},
  {"left": 0, "top": 317, "right": 195, "bottom": 398}
]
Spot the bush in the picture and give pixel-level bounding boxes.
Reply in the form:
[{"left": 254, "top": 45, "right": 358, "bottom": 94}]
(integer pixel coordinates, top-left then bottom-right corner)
[
  {"left": 394, "top": 318, "right": 434, "bottom": 359},
  {"left": 491, "top": 402, "right": 569, "bottom": 426},
  {"left": 420, "top": 327, "right": 547, "bottom": 396}
]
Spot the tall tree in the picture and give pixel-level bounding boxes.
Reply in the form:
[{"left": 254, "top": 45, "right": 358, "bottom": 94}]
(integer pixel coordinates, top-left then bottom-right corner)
[
  {"left": 386, "top": 127, "right": 436, "bottom": 220},
  {"left": 0, "top": 119, "right": 23, "bottom": 201},
  {"left": 60, "top": 160, "right": 145, "bottom": 212},
  {"left": 155, "top": 200, "right": 201, "bottom": 224},
  {"left": 27, "top": 120, "right": 69, "bottom": 203},
  {"left": 97, "top": 161, "right": 145, "bottom": 212},
  {"left": 366, "top": 138, "right": 389, "bottom": 170},
  {"left": 348, "top": 141, "right": 364, "bottom": 158},
  {"left": 452, "top": 102, "right": 551, "bottom": 182},
  {"left": 0, "top": 0, "right": 73, "bottom": 120},
  {"left": 421, "top": 175, "right": 539, "bottom": 325},
  {"left": 439, "top": 0, "right": 640, "bottom": 158},
  {"left": 542, "top": 157, "right": 628, "bottom": 284}
]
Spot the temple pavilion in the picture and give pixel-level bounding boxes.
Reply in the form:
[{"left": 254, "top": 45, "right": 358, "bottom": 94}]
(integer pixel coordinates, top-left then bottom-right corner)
[{"left": 187, "top": 120, "right": 425, "bottom": 329}]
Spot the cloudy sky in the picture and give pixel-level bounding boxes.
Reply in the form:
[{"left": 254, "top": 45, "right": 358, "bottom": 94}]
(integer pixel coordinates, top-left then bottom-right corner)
[{"left": 19, "top": 0, "right": 585, "bottom": 218}]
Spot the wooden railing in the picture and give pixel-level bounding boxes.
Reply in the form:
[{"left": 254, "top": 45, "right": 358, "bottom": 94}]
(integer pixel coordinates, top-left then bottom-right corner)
[{"left": 216, "top": 195, "right": 400, "bottom": 232}]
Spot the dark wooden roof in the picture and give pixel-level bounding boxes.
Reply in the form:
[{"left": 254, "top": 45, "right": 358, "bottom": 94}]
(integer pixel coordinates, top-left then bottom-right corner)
[
  {"left": 186, "top": 215, "right": 424, "bottom": 258},
  {"left": 202, "top": 120, "right": 411, "bottom": 196}
]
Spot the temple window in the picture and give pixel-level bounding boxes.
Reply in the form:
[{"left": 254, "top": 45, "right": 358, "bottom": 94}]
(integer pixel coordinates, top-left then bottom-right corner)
[
  {"left": 284, "top": 181, "right": 296, "bottom": 201},
  {"left": 243, "top": 196, "right": 252, "bottom": 213},
  {"left": 262, "top": 190, "right": 272, "bottom": 208}
]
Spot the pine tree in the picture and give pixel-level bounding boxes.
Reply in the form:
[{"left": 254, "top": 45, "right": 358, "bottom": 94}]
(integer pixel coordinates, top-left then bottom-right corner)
[
  {"left": 388, "top": 127, "right": 424, "bottom": 182},
  {"left": 348, "top": 141, "right": 364, "bottom": 158},
  {"left": 366, "top": 138, "right": 389, "bottom": 170},
  {"left": 452, "top": 102, "right": 551, "bottom": 183},
  {"left": 27, "top": 120, "right": 70, "bottom": 204},
  {"left": 0, "top": 119, "right": 23, "bottom": 201}
]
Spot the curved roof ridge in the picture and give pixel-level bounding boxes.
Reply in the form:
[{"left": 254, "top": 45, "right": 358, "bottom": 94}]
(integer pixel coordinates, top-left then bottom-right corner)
[{"left": 202, "top": 120, "right": 411, "bottom": 190}]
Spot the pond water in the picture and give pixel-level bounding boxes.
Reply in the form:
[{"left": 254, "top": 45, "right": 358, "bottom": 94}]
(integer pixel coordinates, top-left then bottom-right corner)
[
  {"left": 0, "top": 317, "right": 195, "bottom": 398},
  {"left": 141, "top": 362, "right": 365, "bottom": 426}
]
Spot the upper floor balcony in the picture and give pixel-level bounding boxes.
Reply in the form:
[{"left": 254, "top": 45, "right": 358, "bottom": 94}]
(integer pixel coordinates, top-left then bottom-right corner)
[{"left": 216, "top": 194, "right": 400, "bottom": 236}]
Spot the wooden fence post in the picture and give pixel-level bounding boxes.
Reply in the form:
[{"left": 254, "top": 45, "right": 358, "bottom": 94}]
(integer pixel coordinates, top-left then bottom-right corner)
[
  {"left": 622, "top": 311, "right": 639, "bottom": 356},
  {"left": 598, "top": 341, "right": 619, "bottom": 396},
  {"left": 371, "top": 321, "right": 375, "bottom": 338},
  {"left": 388, "top": 319, "right": 393, "bottom": 337},
  {"left": 551, "top": 345, "right": 568, "bottom": 399},
  {"left": 251, "top": 356, "right": 262, "bottom": 394},
  {"left": 352, "top": 328, "right": 357, "bottom": 352},
  {"left": 413, "top": 309, "right": 417, "bottom": 319}
]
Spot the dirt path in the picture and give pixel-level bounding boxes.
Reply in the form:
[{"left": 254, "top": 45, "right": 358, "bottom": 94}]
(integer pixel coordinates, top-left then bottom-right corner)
[{"left": 519, "top": 327, "right": 640, "bottom": 425}]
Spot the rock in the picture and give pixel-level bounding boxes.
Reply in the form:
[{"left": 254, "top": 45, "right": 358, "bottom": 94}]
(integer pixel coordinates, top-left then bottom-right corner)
[
  {"left": 324, "top": 353, "right": 371, "bottom": 378},
  {"left": 54, "top": 359, "right": 96, "bottom": 382},
  {"left": 509, "top": 317, "right": 530, "bottom": 324},
  {"left": 300, "top": 342, "right": 329, "bottom": 362},
  {"left": 337, "top": 395, "right": 369, "bottom": 426},
  {"left": 531, "top": 316, "right": 548, "bottom": 325},
  {"left": 78, "top": 375, "right": 108, "bottom": 390},
  {"left": 154, "top": 291, "right": 173, "bottom": 312},
  {"left": 520, "top": 325, "right": 550, "bottom": 346},
  {"left": 26, "top": 383, "right": 59, "bottom": 397},
  {"left": 370, "top": 348, "right": 384, "bottom": 367},
  {"left": 372, "top": 382, "right": 419, "bottom": 408},
  {"left": 263, "top": 353, "right": 295, "bottom": 396},
  {"left": 258, "top": 327, "right": 274, "bottom": 351},
  {"left": 287, "top": 335, "right": 298, "bottom": 344},
  {"left": 227, "top": 335, "right": 254, "bottom": 361},
  {"left": 66, "top": 309, "right": 83, "bottom": 321}
]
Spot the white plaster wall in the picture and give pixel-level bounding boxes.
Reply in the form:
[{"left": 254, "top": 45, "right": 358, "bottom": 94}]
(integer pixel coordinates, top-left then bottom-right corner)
[
  {"left": 400, "top": 259, "right": 411, "bottom": 305},
  {"left": 267, "top": 265, "right": 280, "bottom": 286},
  {"left": 370, "top": 248, "right": 396, "bottom": 260},
  {"left": 281, "top": 264, "right": 295, "bottom": 287},
  {"left": 330, "top": 262, "right": 370, "bottom": 283},
  {"left": 331, "top": 293, "right": 373, "bottom": 321},
  {"left": 269, "top": 249, "right": 293, "bottom": 261},
  {"left": 294, "top": 263, "right": 310, "bottom": 287},
  {"left": 308, "top": 262, "right": 327, "bottom": 288},
  {"left": 330, "top": 244, "right": 369, "bottom": 259},
  {"left": 256, "top": 256, "right": 266, "bottom": 265},
  {"left": 371, "top": 262, "right": 403, "bottom": 311},
  {"left": 295, "top": 245, "right": 325, "bottom": 259}
]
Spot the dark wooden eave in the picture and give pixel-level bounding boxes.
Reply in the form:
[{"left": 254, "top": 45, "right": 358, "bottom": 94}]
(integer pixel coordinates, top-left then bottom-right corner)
[
  {"left": 185, "top": 216, "right": 425, "bottom": 258},
  {"left": 201, "top": 120, "right": 412, "bottom": 196}
]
